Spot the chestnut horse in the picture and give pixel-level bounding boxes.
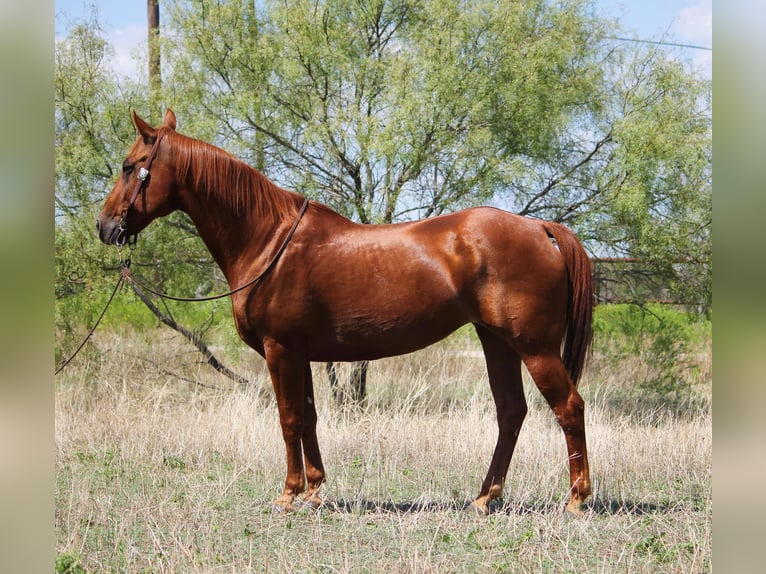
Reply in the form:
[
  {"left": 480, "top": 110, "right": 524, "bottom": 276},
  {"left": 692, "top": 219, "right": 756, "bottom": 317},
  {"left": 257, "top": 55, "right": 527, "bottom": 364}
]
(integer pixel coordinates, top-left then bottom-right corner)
[{"left": 97, "top": 109, "right": 594, "bottom": 516}]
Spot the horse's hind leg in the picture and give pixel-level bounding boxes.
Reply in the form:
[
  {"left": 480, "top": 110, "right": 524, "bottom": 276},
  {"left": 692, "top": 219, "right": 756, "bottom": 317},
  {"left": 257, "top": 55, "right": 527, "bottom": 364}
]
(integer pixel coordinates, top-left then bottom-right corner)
[
  {"left": 523, "top": 351, "right": 591, "bottom": 515},
  {"left": 468, "top": 325, "right": 527, "bottom": 515}
]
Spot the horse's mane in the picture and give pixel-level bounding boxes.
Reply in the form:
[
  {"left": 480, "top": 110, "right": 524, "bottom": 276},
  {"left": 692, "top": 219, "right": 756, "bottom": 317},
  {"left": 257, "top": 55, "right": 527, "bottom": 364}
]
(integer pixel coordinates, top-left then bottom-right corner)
[{"left": 167, "top": 130, "right": 299, "bottom": 224}]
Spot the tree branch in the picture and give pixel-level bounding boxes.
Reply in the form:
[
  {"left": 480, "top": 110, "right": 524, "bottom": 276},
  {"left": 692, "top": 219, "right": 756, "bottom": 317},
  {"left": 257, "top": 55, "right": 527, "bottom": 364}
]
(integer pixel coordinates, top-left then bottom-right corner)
[
  {"left": 518, "top": 131, "right": 613, "bottom": 217},
  {"left": 128, "top": 280, "right": 264, "bottom": 394}
]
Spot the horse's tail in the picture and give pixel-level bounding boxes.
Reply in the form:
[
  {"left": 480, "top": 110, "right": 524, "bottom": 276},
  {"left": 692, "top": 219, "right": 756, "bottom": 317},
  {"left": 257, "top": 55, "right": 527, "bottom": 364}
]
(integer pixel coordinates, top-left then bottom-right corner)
[{"left": 543, "top": 222, "right": 594, "bottom": 387}]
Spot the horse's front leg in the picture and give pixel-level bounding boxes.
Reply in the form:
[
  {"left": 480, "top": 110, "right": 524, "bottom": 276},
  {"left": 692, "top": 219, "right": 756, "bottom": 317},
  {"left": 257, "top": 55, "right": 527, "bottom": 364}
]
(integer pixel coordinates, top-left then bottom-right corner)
[
  {"left": 300, "top": 363, "right": 326, "bottom": 508},
  {"left": 265, "top": 340, "right": 315, "bottom": 513}
]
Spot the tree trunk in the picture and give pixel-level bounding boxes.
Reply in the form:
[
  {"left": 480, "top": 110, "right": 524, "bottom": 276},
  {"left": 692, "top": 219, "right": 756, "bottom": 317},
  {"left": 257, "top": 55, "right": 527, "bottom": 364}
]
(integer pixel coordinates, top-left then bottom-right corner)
[
  {"left": 327, "top": 360, "right": 369, "bottom": 407},
  {"left": 147, "top": 0, "right": 161, "bottom": 122}
]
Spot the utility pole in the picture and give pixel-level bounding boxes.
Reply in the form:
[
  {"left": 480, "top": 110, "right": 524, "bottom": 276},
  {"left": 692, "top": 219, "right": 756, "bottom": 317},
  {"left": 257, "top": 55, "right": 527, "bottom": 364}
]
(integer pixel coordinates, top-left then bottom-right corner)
[{"left": 147, "top": 0, "right": 161, "bottom": 123}]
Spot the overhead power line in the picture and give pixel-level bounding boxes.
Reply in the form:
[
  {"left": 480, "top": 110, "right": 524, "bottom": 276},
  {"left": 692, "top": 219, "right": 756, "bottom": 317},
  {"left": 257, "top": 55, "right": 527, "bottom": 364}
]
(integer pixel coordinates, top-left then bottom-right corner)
[{"left": 608, "top": 36, "right": 712, "bottom": 51}]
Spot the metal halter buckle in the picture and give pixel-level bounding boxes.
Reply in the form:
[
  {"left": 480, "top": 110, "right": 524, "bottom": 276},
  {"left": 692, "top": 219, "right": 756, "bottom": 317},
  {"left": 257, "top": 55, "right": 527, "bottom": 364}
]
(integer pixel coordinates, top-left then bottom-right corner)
[{"left": 137, "top": 167, "right": 150, "bottom": 181}]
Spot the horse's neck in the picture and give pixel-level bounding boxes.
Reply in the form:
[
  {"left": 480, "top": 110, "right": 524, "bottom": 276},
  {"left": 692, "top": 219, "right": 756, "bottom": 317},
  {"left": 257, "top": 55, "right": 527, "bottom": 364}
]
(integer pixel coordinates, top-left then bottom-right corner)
[{"left": 179, "top": 168, "right": 294, "bottom": 288}]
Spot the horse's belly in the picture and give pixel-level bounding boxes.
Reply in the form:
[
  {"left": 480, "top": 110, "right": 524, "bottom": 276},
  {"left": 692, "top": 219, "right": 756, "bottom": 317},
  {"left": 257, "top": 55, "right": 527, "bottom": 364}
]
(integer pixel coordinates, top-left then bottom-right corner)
[
  {"left": 309, "top": 323, "right": 465, "bottom": 361},
  {"left": 306, "top": 299, "right": 472, "bottom": 361}
]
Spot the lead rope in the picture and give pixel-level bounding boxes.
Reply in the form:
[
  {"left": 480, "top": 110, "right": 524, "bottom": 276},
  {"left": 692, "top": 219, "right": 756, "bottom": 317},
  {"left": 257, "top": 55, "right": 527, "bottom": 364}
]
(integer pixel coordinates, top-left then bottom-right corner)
[
  {"left": 120, "top": 197, "right": 309, "bottom": 303},
  {"left": 54, "top": 260, "right": 130, "bottom": 375}
]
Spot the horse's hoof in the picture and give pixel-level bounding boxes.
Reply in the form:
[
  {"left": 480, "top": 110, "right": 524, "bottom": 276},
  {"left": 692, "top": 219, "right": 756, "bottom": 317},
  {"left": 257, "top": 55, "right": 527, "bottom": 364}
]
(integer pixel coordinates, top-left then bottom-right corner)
[
  {"left": 271, "top": 500, "right": 295, "bottom": 515},
  {"left": 464, "top": 502, "right": 489, "bottom": 516},
  {"left": 564, "top": 500, "right": 585, "bottom": 518},
  {"left": 298, "top": 494, "right": 324, "bottom": 511}
]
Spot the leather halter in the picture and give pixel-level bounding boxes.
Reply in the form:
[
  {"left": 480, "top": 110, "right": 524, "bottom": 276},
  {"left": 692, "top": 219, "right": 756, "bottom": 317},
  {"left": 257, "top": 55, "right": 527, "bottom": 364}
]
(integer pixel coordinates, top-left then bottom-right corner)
[{"left": 117, "top": 129, "right": 166, "bottom": 246}]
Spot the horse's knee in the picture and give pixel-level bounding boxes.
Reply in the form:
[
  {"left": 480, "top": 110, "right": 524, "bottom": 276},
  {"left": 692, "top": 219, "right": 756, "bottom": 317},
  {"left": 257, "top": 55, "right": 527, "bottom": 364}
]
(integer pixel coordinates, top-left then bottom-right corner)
[
  {"left": 279, "top": 414, "right": 304, "bottom": 443},
  {"left": 554, "top": 391, "right": 585, "bottom": 433},
  {"left": 568, "top": 390, "right": 584, "bottom": 412},
  {"left": 497, "top": 401, "right": 527, "bottom": 437}
]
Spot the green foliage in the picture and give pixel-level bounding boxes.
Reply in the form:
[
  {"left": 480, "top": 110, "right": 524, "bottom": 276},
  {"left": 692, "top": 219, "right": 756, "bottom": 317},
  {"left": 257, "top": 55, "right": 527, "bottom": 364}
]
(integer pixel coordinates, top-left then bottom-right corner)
[
  {"left": 600, "top": 52, "right": 712, "bottom": 306},
  {"left": 164, "top": 0, "right": 610, "bottom": 222},
  {"left": 594, "top": 304, "right": 710, "bottom": 347},
  {"left": 54, "top": 15, "right": 145, "bottom": 307},
  {"left": 55, "top": 553, "right": 87, "bottom": 574},
  {"left": 593, "top": 304, "right": 711, "bottom": 403},
  {"left": 54, "top": 16, "right": 232, "bottom": 355}
]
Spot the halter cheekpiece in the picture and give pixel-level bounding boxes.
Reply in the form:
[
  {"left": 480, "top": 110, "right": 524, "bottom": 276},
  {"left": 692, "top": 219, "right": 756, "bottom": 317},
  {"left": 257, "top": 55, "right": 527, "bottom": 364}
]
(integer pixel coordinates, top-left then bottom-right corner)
[{"left": 117, "top": 130, "right": 166, "bottom": 246}]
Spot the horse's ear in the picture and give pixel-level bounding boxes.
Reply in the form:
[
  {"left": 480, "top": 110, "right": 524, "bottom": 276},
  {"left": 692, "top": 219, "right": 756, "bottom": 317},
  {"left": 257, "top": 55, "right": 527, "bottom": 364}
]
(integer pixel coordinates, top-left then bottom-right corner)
[
  {"left": 162, "top": 108, "right": 177, "bottom": 131},
  {"left": 131, "top": 110, "right": 157, "bottom": 144}
]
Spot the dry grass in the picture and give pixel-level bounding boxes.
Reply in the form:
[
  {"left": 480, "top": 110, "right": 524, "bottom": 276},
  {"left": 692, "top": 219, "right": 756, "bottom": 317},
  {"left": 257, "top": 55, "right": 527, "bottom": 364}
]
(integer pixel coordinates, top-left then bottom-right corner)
[{"left": 55, "top": 327, "right": 711, "bottom": 573}]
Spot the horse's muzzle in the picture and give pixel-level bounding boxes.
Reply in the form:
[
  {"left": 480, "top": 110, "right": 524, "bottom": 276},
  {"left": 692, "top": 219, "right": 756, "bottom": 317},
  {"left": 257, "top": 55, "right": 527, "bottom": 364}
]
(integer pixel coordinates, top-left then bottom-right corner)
[{"left": 96, "top": 217, "right": 127, "bottom": 246}]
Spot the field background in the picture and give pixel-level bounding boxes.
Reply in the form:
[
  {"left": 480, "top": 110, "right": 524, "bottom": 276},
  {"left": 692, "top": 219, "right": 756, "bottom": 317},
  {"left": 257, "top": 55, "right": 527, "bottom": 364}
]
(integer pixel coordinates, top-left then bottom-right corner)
[{"left": 55, "top": 312, "right": 711, "bottom": 573}]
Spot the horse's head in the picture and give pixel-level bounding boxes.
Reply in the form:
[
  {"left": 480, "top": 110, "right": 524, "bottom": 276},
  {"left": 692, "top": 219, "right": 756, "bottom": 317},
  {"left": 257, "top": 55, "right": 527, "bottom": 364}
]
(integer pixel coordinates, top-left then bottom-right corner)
[{"left": 96, "top": 109, "right": 178, "bottom": 245}]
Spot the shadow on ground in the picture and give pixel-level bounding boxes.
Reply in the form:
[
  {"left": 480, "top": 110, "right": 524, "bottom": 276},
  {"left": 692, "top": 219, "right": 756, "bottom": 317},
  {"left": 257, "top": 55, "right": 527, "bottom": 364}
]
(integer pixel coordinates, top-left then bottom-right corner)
[{"left": 313, "top": 496, "right": 695, "bottom": 516}]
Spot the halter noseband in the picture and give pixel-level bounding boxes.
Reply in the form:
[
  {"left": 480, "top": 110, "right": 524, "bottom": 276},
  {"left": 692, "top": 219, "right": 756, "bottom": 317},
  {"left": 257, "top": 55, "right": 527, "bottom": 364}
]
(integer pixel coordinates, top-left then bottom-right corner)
[{"left": 117, "top": 129, "right": 166, "bottom": 246}]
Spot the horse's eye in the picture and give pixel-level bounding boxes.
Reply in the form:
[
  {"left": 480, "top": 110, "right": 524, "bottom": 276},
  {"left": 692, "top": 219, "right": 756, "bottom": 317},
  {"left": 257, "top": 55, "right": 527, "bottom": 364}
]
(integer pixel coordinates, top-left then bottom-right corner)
[{"left": 122, "top": 161, "right": 134, "bottom": 175}]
